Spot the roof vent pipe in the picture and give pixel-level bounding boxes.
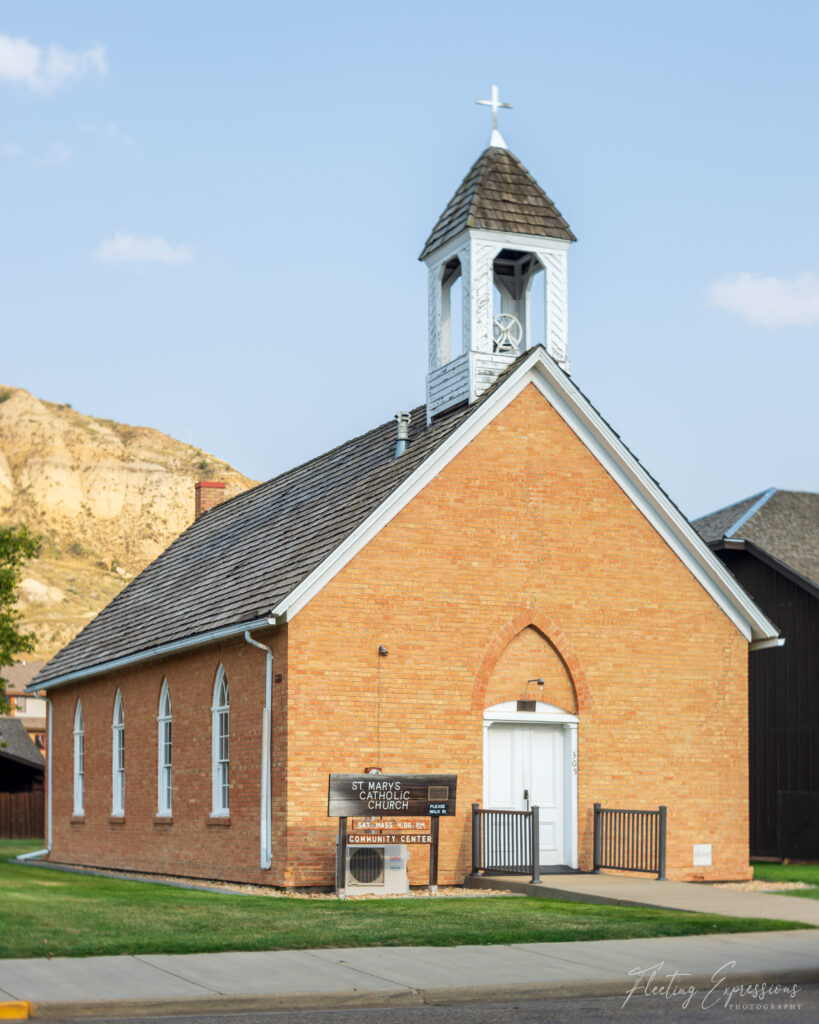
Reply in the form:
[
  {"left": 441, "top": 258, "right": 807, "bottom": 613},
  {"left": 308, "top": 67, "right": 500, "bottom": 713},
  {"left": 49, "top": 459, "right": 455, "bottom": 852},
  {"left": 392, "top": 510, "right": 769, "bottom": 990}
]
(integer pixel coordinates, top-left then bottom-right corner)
[{"left": 394, "top": 412, "right": 411, "bottom": 458}]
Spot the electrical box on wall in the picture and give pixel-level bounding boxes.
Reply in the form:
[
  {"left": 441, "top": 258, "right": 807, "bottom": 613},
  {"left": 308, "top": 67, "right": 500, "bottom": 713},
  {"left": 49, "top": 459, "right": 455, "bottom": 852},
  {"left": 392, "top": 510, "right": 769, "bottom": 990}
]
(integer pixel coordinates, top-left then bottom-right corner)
[{"left": 345, "top": 844, "right": 409, "bottom": 895}]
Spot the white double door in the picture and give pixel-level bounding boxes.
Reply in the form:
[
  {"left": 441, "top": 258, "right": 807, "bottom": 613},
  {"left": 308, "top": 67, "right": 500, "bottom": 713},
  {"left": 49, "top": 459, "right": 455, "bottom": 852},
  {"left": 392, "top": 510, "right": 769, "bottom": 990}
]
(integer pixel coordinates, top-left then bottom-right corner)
[{"left": 484, "top": 722, "right": 566, "bottom": 867}]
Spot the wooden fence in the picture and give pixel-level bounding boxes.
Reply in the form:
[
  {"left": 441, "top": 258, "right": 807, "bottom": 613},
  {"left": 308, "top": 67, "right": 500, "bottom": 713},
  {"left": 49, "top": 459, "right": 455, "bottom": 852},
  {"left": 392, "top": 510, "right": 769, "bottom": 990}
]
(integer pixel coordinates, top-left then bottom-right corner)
[{"left": 0, "top": 790, "right": 45, "bottom": 839}]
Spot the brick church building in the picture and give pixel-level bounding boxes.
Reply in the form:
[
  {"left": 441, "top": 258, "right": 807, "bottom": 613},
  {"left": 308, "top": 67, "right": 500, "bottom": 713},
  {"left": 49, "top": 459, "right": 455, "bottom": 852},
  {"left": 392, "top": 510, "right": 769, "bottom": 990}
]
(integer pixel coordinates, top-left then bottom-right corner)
[{"left": 29, "top": 103, "right": 778, "bottom": 887}]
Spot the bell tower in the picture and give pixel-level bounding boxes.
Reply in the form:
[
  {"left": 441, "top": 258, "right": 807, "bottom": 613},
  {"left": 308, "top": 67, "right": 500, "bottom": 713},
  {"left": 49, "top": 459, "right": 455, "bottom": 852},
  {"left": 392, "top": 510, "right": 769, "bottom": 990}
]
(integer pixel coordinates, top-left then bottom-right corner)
[{"left": 421, "top": 87, "right": 576, "bottom": 421}]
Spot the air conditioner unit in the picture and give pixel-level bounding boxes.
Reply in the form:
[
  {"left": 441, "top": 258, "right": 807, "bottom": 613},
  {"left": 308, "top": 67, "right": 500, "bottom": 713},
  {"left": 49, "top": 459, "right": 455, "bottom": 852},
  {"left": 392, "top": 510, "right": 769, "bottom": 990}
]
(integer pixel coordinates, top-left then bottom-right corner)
[{"left": 345, "top": 844, "right": 409, "bottom": 895}]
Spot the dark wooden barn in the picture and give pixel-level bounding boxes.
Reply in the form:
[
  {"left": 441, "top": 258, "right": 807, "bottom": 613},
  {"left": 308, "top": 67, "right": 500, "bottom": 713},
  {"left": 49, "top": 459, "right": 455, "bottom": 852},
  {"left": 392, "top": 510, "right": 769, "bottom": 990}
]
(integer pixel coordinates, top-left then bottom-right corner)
[{"left": 695, "top": 489, "right": 819, "bottom": 860}]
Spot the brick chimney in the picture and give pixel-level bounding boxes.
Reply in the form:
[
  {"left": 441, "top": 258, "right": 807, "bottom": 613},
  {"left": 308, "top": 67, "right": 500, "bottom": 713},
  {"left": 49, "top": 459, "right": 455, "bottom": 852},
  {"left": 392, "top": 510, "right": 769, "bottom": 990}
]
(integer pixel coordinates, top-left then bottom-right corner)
[{"left": 195, "top": 481, "right": 226, "bottom": 519}]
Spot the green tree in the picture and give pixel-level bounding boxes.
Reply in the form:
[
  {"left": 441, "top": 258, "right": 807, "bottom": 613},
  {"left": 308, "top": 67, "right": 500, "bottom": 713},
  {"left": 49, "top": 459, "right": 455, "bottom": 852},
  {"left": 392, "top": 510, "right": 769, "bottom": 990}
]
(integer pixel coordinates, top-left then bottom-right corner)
[{"left": 0, "top": 525, "right": 41, "bottom": 714}]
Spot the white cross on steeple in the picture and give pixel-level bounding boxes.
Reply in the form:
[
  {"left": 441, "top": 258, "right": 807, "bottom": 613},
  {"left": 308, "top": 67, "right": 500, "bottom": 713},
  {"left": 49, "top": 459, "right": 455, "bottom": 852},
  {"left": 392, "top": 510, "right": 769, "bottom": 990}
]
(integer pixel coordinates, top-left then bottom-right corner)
[{"left": 476, "top": 84, "right": 512, "bottom": 149}]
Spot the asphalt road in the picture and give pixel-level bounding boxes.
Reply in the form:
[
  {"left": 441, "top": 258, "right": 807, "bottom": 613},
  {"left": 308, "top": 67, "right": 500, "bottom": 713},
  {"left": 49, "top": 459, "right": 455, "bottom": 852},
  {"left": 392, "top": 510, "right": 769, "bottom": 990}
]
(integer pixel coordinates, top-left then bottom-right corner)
[{"left": 49, "top": 983, "right": 819, "bottom": 1023}]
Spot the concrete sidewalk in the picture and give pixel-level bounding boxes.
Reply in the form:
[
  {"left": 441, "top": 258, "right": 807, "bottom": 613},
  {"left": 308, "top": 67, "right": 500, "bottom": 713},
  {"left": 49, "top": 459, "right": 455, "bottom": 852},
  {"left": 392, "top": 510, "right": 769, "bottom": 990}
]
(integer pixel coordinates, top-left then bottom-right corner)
[
  {"left": 467, "top": 872, "right": 819, "bottom": 927},
  {"left": 0, "top": 931, "right": 817, "bottom": 1019}
]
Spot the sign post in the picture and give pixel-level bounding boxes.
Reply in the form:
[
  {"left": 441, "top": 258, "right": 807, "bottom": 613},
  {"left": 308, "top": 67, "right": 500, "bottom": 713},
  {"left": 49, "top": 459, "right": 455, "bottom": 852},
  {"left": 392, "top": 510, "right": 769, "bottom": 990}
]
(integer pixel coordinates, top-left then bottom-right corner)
[
  {"left": 429, "top": 815, "right": 440, "bottom": 893},
  {"left": 328, "top": 774, "right": 457, "bottom": 896},
  {"left": 336, "top": 816, "right": 347, "bottom": 898}
]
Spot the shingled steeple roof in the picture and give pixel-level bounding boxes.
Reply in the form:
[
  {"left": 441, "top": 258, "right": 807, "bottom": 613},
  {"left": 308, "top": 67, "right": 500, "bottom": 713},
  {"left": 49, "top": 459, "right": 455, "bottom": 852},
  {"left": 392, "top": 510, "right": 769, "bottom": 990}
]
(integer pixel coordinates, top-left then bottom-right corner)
[{"left": 419, "top": 146, "right": 576, "bottom": 260}]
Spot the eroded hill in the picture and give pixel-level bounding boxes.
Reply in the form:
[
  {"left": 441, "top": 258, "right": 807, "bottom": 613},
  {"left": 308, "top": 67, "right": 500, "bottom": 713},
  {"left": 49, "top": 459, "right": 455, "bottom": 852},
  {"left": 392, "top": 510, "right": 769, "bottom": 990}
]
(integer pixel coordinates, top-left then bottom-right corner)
[{"left": 0, "top": 385, "right": 257, "bottom": 659}]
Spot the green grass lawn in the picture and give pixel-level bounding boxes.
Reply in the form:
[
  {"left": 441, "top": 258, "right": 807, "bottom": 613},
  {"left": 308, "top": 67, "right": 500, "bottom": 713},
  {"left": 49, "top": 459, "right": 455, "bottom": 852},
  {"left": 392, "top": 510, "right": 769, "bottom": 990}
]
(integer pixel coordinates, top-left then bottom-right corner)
[
  {"left": 753, "top": 860, "right": 819, "bottom": 899},
  {"left": 0, "top": 840, "right": 804, "bottom": 959}
]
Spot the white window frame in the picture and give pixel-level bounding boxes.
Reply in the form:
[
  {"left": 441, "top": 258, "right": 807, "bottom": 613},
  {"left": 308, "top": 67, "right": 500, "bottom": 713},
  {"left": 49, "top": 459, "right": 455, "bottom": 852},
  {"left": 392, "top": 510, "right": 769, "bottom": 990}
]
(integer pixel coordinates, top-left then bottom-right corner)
[
  {"left": 73, "top": 700, "right": 84, "bottom": 816},
  {"left": 157, "top": 679, "right": 172, "bottom": 816},
  {"left": 211, "top": 666, "right": 230, "bottom": 817},
  {"left": 112, "top": 690, "right": 125, "bottom": 816}
]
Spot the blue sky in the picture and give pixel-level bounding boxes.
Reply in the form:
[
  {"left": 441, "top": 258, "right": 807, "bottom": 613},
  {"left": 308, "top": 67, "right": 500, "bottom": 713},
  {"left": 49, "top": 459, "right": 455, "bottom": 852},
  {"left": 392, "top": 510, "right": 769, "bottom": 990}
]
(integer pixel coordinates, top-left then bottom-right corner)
[{"left": 1, "top": 1, "right": 817, "bottom": 518}]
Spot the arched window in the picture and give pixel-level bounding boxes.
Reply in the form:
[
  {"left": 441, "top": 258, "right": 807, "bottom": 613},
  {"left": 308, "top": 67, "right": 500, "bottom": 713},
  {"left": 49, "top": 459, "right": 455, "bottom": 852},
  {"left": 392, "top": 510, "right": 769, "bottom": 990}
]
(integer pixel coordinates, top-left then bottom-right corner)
[
  {"left": 73, "top": 701, "right": 84, "bottom": 816},
  {"left": 157, "top": 680, "right": 172, "bottom": 816},
  {"left": 211, "top": 667, "right": 229, "bottom": 816},
  {"left": 112, "top": 690, "right": 125, "bottom": 816}
]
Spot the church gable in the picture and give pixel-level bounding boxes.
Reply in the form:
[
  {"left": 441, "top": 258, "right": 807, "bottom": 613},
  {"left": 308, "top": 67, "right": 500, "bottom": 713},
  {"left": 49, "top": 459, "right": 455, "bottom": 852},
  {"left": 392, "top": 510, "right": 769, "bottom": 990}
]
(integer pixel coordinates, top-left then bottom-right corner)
[
  {"left": 298, "top": 381, "right": 744, "bottom": 647},
  {"left": 284, "top": 380, "right": 755, "bottom": 882},
  {"left": 280, "top": 354, "right": 777, "bottom": 649}
]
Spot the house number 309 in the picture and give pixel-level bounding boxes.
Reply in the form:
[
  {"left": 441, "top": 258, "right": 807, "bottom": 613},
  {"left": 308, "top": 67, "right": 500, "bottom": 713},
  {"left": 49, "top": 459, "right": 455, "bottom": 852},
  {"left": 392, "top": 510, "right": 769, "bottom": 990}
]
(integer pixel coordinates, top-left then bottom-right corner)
[{"left": 572, "top": 750, "right": 578, "bottom": 775}]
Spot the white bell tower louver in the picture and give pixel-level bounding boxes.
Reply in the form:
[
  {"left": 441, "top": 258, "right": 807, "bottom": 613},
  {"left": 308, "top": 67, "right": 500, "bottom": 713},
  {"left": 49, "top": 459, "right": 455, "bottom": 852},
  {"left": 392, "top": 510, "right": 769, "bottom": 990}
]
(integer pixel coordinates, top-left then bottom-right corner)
[{"left": 421, "top": 90, "right": 576, "bottom": 421}]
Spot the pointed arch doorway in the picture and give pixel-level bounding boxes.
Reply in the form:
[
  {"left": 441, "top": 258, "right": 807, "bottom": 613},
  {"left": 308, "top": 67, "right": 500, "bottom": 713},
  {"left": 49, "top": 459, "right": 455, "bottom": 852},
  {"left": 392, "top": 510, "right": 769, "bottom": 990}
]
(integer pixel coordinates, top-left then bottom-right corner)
[{"left": 483, "top": 701, "right": 578, "bottom": 869}]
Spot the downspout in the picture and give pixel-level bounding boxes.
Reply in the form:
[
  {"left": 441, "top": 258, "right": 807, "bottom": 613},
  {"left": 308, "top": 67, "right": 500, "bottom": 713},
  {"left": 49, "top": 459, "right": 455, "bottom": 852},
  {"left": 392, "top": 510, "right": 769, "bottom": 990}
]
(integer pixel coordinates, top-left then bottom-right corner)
[
  {"left": 17, "top": 697, "right": 52, "bottom": 861},
  {"left": 244, "top": 631, "right": 272, "bottom": 870}
]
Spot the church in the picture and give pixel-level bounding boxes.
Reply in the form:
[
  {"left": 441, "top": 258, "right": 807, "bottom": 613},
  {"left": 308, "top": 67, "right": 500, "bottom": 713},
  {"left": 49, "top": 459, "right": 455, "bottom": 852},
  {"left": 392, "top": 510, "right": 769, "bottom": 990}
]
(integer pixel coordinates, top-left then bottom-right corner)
[{"left": 28, "top": 90, "right": 779, "bottom": 888}]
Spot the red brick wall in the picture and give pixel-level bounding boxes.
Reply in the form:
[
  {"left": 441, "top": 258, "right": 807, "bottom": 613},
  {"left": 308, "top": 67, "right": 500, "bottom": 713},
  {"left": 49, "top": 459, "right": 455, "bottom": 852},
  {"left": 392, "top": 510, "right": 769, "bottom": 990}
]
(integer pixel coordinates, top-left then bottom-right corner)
[
  {"left": 284, "top": 384, "right": 751, "bottom": 885},
  {"left": 48, "top": 627, "right": 289, "bottom": 885},
  {"left": 48, "top": 384, "right": 751, "bottom": 886}
]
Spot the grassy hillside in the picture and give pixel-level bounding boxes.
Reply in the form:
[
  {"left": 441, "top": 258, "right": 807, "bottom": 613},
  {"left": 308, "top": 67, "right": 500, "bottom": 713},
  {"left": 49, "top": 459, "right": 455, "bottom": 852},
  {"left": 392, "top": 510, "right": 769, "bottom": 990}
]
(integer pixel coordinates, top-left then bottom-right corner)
[{"left": 0, "top": 385, "right": 257, "bottom": 659}]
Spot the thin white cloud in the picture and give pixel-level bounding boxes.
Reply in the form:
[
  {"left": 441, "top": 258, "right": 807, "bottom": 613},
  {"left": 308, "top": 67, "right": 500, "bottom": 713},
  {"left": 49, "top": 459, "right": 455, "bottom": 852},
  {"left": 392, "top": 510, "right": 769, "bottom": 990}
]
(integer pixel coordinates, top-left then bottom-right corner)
[
  {"left": 709, "top": 272, "right": 819, "bottom": 327},
  {"left": 80, "top": 121, "right": 141, "bottom": 159},
  {"left": 2, "top": 142, "right": 22, "bottom": 159},
  {"left": 0, "top": 34, "right": 107, "bottom": 94},
  {"left": 37, "top": 142, "right": 72, "bottom": 166},
  {"left": 95, "top": 231, "right": 194, "bottom": 267},
  {"left": 104, "top": 122, "right": 137, "bottom": 153}
]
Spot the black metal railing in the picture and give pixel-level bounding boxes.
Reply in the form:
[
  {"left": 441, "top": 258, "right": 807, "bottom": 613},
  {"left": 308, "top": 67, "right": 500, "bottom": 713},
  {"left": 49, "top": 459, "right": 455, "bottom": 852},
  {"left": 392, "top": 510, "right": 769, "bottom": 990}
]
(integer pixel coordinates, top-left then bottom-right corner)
[
  {"left": 593, "top": 803, "right": 666, "bottom": 879},
  {"left": 471, "top": 803, "right": 540, "bottom": 883}
]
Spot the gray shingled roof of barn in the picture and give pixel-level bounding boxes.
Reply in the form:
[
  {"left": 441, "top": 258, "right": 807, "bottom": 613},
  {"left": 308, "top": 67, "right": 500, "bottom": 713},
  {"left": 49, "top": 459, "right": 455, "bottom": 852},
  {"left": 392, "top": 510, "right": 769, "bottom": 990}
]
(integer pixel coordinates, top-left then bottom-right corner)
[
  {"left": 693, "top": 489, "right": 819, "bottom": 586},
  {"left": 31, "top": 357, "right": 535, "bottom": 688},
  {"left": 693, "top": 492, "right": 769, "bottom": 546},
  {"left": 419, "top": 147, "right": 576, "bottom": 260},
  {"left": 0, "top": 716, "right": 45, "bottom": 771}
]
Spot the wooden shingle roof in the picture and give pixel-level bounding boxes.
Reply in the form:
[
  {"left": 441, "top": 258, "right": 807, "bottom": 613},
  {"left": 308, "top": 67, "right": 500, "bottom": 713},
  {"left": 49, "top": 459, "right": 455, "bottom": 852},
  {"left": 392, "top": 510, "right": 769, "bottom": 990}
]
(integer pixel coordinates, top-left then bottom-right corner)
[
  {"left": 419, "top": 146, "right": 576, "bottom": 260},
  {"left": 30, "top": 373, "right": 523, "bottom": 688}
]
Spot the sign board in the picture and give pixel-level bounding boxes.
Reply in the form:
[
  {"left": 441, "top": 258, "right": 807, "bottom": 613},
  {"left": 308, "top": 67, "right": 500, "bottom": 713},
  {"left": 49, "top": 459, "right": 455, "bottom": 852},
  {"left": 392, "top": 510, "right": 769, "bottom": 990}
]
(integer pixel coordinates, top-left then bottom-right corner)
[{"left": 328, "top": 774, "right": 457, "bottom": 817}]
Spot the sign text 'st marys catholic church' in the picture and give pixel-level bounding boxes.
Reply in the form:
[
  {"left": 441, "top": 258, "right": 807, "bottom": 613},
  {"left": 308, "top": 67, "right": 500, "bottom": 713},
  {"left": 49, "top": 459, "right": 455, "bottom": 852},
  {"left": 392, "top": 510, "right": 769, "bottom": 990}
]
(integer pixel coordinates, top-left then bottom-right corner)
[{"left": 328, "top": 774, "right": 457, "bottom": 817}]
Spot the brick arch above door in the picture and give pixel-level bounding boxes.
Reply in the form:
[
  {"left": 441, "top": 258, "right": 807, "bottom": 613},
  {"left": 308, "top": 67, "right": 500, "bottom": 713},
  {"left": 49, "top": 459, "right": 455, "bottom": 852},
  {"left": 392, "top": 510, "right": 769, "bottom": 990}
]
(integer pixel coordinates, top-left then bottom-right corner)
[{"left": 471, "top": 604, "right": 590, "bottom": 715}]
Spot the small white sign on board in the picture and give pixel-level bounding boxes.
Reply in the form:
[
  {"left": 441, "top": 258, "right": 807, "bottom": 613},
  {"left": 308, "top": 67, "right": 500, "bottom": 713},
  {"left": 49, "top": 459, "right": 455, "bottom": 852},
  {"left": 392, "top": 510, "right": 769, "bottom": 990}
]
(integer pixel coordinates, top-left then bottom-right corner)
[{"left": 693, "top": 843, "right": 712, "bottom": 866}]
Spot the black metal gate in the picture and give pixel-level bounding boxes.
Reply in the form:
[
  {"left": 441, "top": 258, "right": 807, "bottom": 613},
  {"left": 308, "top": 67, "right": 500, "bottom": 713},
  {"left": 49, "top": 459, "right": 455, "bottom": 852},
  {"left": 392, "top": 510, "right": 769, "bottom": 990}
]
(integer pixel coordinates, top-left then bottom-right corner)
[
  {"left": 593, "top": 803, "right": 667, "bottom": 879},
  {"left": 471, "top": 803, "right": 540, "bottom": 883}
]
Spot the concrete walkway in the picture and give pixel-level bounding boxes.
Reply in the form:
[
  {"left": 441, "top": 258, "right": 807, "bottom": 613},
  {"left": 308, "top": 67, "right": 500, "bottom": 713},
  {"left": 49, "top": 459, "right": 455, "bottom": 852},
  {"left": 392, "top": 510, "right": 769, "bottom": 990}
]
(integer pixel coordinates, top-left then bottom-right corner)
[
  {"left": 0, "top": 931, "right": 817, "bottom": 1018},
  {"left": 466, "top": 872, "right": 819, "bottom": 927}
]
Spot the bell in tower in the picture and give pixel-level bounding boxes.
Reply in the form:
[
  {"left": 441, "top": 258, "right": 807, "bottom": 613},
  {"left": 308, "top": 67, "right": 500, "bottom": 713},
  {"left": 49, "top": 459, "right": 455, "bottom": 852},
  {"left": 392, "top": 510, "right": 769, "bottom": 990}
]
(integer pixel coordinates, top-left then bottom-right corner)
[{"left": 420, "top": 87, "right": 576, "bottom": 422}]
